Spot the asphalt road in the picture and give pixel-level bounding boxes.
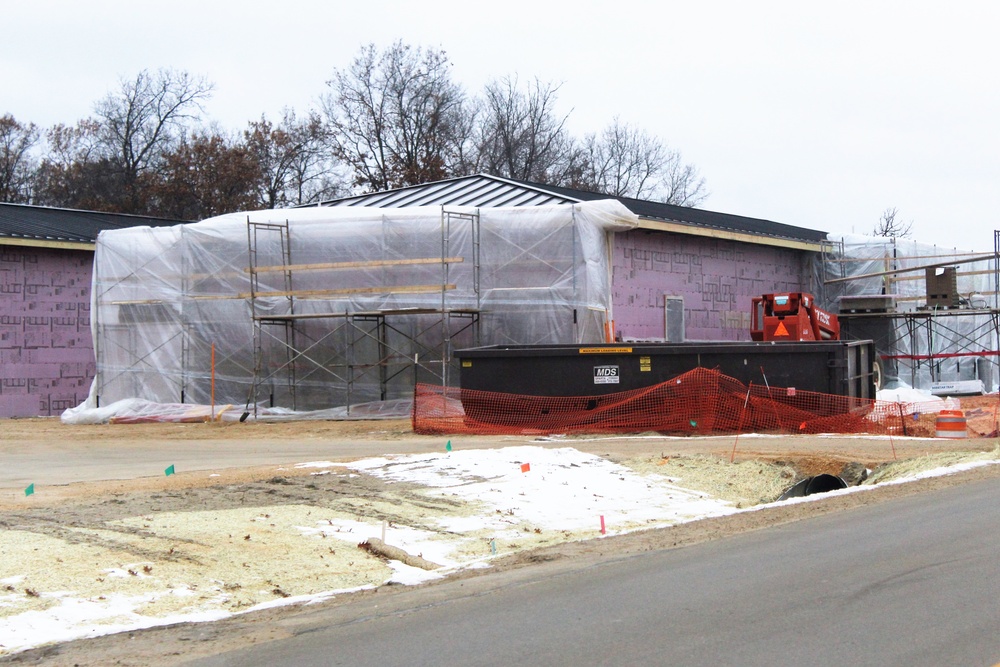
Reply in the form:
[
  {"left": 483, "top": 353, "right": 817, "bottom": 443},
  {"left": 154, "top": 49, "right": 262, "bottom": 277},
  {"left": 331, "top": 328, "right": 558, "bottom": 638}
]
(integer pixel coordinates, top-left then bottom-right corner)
[{"left": 188, "top": 475, "right": 1000, "bottom": 667}]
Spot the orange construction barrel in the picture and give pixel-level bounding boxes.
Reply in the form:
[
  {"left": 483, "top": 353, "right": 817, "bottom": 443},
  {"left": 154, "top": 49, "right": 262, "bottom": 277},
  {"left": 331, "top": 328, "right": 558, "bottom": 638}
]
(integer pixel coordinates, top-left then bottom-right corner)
[{"left": 935, "top": 410, "right": 967, "bottom": 438}]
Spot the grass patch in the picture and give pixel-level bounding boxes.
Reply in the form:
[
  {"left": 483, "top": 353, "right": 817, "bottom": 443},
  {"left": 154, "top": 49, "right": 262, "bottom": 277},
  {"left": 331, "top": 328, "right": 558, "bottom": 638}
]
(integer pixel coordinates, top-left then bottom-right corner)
[
  {"left": 864, "top": 446, "right": 1000, "bottom": 484},
  {"left": 623, "top": 454, "right": 797, "bottom": 508}
]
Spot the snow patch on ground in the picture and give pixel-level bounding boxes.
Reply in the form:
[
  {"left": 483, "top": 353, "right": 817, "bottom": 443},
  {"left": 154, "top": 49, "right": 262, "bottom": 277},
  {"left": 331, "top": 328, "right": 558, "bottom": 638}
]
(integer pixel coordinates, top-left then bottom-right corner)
[{"left": 1, "top": 445, "right": 996, "bottom": 656}]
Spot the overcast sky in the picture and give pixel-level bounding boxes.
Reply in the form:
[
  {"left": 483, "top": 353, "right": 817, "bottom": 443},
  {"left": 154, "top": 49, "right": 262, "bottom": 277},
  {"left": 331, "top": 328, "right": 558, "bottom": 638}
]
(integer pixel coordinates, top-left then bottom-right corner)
[{"left": 4, "top": 0, "right": 998, "bottom": 250}]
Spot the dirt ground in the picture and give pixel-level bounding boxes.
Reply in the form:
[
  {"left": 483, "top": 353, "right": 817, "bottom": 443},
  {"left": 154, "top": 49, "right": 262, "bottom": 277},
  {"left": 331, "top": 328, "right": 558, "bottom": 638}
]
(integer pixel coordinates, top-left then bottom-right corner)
[{"left": 1, "top": 408, "right": 999, "bottom": 666}]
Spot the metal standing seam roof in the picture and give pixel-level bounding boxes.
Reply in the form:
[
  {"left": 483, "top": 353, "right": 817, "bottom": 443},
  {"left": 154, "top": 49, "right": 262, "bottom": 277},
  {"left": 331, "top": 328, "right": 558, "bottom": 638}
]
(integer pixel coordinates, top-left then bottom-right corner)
[
  {"left": 314, "top": 175, "right": 576, "bottom": 210},
  {"left": 314, "top": 173, "right": 828, "bottom": 245},
  {"left": 0, "top": 203, "right": 188, "bottom": 246}
]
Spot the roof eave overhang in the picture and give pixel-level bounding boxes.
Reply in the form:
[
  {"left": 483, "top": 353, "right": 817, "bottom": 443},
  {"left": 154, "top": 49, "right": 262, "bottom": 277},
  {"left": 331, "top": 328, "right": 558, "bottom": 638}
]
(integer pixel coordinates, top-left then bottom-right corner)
[
  {"left": 636, "top": 218, "right": 826, "bottom": 252},
  {"left": 0, "top": 237, "right": 95, "bottom": 251}
]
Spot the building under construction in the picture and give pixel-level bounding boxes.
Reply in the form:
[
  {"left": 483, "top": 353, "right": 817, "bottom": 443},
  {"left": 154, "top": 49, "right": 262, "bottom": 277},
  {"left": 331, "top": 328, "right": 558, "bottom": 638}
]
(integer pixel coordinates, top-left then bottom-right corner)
[
  {"left": 79, "top": 175, "right": 1000, "bottom": 418},
  {"left": 88, "top": 199, "right": 636, "bottom": 414}
]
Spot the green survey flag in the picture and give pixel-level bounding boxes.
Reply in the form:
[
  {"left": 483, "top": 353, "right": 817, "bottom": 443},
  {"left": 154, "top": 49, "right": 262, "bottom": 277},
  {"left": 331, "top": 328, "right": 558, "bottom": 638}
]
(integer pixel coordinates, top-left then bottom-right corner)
[
  {"left": 24, "top": 483, "right": 34, "bottom": 497},
  {"left": 446, "top": 440, "right": 452, "bottom": 452},
  {"left": 165, "top": 465, "right": 175, "bottom": 477}
]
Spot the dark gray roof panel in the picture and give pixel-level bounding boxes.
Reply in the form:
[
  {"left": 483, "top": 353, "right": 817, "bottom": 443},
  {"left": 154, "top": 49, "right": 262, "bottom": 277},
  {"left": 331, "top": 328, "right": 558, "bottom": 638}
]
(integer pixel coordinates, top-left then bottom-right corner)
[
  {"left": 317, "top": 175, "right": 575, "bottom": 210},
  {"left": 315, "top": 174, "right": 827, "bottom": 244},
  {"left": 0, "top": 203, "right": 188, "bottom": 244}
]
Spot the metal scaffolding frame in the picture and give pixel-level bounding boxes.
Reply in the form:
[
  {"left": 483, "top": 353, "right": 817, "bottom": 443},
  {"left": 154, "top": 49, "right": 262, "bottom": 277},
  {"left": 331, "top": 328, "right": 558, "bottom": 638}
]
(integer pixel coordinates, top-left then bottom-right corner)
[
  {"left": 827, "top": 231, "right": 1000, "bottom": 391},
  {"left": 244, "top": 209, "right": 481, "bottom": 416},
  {"left": 87, "top": 201, "right": 633, "bottom": 414},
  {"left": 839, "top": 308, "right": 1000, "bottom": 388}
]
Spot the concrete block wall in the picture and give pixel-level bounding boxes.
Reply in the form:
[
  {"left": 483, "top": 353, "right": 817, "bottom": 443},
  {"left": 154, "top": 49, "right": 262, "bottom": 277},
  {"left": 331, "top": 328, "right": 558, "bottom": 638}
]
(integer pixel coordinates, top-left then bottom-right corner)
[
  {"left": 611, "top": 229, "right": 813, "bottom": 342},
  {"left": 0, "top": 246, "right": 95, "bottom": 417}
]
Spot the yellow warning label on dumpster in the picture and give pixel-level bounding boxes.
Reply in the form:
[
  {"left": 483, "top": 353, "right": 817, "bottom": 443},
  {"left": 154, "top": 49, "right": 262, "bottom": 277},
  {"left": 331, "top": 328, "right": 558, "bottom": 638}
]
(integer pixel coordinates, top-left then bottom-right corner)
[{"left": 579, "top": 347, "right": 633, "bottom": 354}]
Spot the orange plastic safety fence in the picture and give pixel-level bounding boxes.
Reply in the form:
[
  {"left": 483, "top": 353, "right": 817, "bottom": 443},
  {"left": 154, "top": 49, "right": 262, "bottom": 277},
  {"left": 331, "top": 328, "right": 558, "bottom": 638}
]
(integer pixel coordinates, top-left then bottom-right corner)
[{"left": 412, "top": 366, "right": 994, "bottom": 437}]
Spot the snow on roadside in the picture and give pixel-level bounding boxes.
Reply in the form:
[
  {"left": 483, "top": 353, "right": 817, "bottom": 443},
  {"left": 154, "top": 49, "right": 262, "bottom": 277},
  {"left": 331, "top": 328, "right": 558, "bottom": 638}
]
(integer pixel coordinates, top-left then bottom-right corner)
[
  {"left": 348, "top": 446, "right": 736, "bottom": 533},
  {"left": 1, "top": 445, "right": 998, "bottom": 656}
]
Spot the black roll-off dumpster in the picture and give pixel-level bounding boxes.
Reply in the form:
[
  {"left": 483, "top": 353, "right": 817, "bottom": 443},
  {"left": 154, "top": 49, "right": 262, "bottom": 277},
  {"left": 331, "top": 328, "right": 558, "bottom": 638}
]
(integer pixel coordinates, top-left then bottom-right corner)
[{"left": 456, "top": 340, "right": 875, "bottom": 400}]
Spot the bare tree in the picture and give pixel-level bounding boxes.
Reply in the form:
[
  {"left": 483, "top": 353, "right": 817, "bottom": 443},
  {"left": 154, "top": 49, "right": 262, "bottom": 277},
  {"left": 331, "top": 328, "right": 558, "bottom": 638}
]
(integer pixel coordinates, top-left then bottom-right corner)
[
  {"left": 34, "top": 70, "right": 213, "bottom": 214},
  {"left": 873, "top": 207, "right": 913, "bottom": 238},
  {"left": 470, "top": 75, "right": 579, "bottom": 184},
  {"left": 44, "top": 120, "right": 101, "bottom": 167},
  {"left": 580, "top": 118, "right": 707, "bottom": 206},
  {"left": 443, "top": 94, "right": 482, "bottom": 178},
  {"left": 244, "top": 110, "right": 342, "bottom": 208},
  {"left": 93, "top": 69, "right": 214, "bottom": 212},
  {"left": 322, "top": 41, "right": 466, "bottom": 191},
  {"left": 0, "top": 114, "right": 40, "bottom": 203},
  {"left": 659, "top": 157, "right": 708, "bottom": 207}
]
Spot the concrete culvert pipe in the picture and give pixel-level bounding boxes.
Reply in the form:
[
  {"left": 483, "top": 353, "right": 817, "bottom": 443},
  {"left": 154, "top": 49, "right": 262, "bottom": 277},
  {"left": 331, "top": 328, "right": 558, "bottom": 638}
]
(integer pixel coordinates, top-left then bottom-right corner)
[{"left": 778, "top": 473, "right": 848, "bottom": 501}]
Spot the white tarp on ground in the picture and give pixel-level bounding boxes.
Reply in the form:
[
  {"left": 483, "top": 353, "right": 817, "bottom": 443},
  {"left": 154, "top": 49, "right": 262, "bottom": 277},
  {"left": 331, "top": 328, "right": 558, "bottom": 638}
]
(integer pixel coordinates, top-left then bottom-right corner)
[{"left": 83, "top": 201, "right": 638, "bottom": 413}]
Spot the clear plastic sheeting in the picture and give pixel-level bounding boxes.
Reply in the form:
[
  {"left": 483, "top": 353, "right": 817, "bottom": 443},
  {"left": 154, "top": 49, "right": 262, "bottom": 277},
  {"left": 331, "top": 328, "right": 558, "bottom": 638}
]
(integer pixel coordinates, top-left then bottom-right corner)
[
  {"left": 824, "top": 233, "right": 999, "bottom": 391},
  {"left": 824, "top": 234, "right": 996, "bottom": 303},
  {"left": 60, "top": 397, "right": 414, "bottom": 424},
  {"left": 83, "top": 201, "right": 638, "bottom": 414}
]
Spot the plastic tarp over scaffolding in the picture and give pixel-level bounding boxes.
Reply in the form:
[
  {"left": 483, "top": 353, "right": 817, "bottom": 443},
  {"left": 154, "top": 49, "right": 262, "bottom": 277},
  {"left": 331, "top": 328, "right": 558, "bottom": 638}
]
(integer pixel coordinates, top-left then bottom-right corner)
[
  {"left": 76, "top": 201, "right": 638, "bottom": 418},
  {"left": 823, "top": 233, "right": 999, "bottom": 391}
]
